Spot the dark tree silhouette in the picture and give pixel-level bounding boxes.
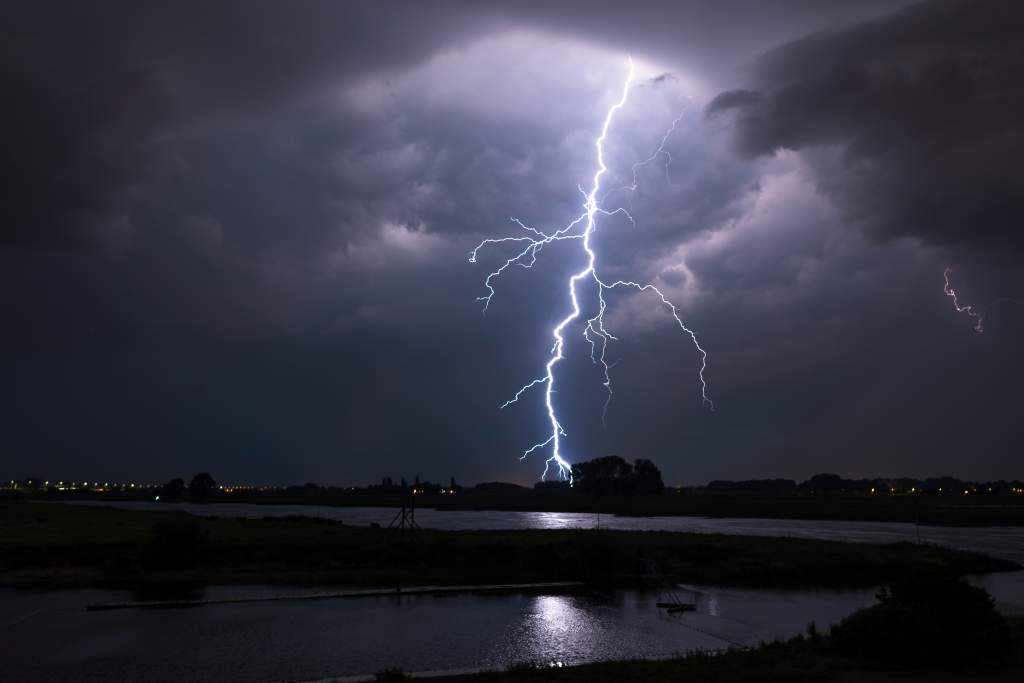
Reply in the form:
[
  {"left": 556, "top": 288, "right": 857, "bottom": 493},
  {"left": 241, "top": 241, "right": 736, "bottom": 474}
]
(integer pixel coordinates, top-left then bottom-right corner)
[
  {"left": 801, "top": 473, "right": 846, "bottom": 491},
  {"left": 569, "top": 456, "right": 666, "bottom": 496},
  {"left": 187, "top": 472, "right": 217, "bottom": 502},
  {"left": 160, "top": 477, "right": 186, "bottom": 502},
  {"left": 632, "top": 459, "right": 666, "bottom": 494}
]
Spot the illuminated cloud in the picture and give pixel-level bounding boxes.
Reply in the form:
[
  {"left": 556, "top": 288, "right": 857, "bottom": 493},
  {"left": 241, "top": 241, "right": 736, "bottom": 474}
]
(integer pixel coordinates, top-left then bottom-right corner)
[{"left": 3, "top": 1, "right": 1023, "bottom": 484}]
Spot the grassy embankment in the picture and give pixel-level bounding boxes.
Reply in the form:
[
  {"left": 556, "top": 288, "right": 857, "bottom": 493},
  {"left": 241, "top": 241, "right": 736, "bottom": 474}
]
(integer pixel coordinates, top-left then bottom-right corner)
[
  {"left": 32, "top": 488, "right": 1024, "bottom": 525},
  {"left": 422, "top": 618, "right": 1024, "bottom": 683},
  {"left": 0, "top": 502, "right": 1016, "bottom": 589}
]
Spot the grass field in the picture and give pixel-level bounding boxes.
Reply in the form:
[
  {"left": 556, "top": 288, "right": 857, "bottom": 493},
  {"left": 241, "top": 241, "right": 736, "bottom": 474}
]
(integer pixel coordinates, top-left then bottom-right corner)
[{"left": 1, "top": 502, "right": 1016, "bottom": 589}]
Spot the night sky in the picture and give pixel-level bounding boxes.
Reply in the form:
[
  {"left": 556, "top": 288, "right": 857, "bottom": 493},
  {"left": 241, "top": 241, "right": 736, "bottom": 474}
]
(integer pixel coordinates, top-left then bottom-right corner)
[{"left": 4, "top": 0, "right": 1024, "bottom": 486}]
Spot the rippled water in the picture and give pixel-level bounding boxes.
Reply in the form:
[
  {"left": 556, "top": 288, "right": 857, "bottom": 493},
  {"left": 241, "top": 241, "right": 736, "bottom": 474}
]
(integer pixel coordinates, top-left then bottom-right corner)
[
  {"left": 10, "top": 502, "right": 1024, "bottom": 681},
  {"left": 59, "top": 500, "right": 1024, "bottom": 564},
  {"left": 0, "top": 584, "right": 876, "bottom": 682}
]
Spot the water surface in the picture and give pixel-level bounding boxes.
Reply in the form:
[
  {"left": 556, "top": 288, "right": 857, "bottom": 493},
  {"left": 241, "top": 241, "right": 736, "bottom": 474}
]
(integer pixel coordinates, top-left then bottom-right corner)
[
  {"left": 0, "top": 584, "right": 875, "bottom": 682},
  {"left": 11, "top": 502, "right": 1024, "bottom": 681}
]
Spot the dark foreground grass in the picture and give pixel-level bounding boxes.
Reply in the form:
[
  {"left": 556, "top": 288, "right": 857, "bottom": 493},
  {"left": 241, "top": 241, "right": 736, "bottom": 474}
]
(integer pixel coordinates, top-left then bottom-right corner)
[
  {"left": 0, "top": 502, "right": 1017, "bottom": 589},
  {"left": 423, "top": 618, "right": 1024, "bottom": 683}
]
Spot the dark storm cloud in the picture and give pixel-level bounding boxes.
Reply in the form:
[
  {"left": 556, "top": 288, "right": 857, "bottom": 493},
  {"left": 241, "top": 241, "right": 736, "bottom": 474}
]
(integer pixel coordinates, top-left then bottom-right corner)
[
  {"left": 706, "top": 0, "right": 1024, "bottom": 256},
  {"left": 4, "top": 0, "right": 1024, "bottom": 486},
  {"left": 1, "top": 0, "right": 912, "bottom": 257},
  {"left": 1, "top": 0, "right": 497, "bottom": 251}
]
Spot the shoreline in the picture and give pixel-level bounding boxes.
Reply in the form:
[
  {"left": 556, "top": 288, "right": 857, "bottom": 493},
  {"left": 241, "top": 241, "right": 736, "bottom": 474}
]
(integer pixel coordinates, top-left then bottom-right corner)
[
  {"left": 345, "top": 620, "right": 1024, "bottom": 683},
  {"left": 2, "top": 502, "right": 1019, "bottom": 591},
  {"left": 24, "top": 492, "right": 1024, "bottom": 527}
]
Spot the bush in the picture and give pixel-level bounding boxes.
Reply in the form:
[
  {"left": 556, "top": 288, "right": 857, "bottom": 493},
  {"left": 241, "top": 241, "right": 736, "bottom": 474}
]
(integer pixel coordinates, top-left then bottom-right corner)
[
  {"left": 830, "top": 573, "right": 1010, "bottom": 668},
  {"left": 188, "top": 472, "right": 218, "bottom": 502}
]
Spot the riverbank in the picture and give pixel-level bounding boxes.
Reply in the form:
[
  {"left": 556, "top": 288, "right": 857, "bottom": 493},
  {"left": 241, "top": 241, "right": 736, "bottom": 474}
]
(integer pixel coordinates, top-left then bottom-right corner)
[
  {"left": 422, "top": 617, "right": 1024, "bottom": 683},
  {"left": 27, "top": 489, "right": 1024, "bottom": 525},
  {"left": 1, "top": 502, "right": 1017, "bottom": 589}
]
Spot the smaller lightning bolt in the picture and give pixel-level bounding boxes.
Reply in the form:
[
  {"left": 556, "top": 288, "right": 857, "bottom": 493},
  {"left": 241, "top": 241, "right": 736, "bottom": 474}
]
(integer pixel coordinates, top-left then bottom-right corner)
[
  {"left": 601, "top": 103, "right": 689, "bottom": 217},
  {"left": 622, "top": 109, "right": 686, "bottom": 190},
  {"left": 944, "top": 267, "right": 984, "bottom": 333}
]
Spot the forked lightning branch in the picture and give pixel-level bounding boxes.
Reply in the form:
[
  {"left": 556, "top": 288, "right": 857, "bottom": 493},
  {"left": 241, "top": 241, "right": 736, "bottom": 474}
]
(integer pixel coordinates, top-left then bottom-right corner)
[{"left": 469, "top": 58, "right": 712, "bottom": 482}]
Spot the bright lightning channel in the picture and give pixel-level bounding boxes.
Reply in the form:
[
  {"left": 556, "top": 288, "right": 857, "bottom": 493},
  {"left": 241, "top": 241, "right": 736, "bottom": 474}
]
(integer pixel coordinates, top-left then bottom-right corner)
[
  {"left": 944, "top": 267, "right": 984, "bottom": 333},
  {"left": 469, "top": 58, "right": 712, "bottom": 482}
]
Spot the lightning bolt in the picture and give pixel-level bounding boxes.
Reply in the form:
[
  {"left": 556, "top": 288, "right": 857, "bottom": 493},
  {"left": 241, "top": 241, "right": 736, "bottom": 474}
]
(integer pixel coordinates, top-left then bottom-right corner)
[
  {"left": 469, "top": 58, "right": 712, "bottom": 482},
  {"left": 944, "top": 267, "right": 984, "bottom": 333},
  {"left": 609, "top": 107, "right": 687, "bottom": 198}
]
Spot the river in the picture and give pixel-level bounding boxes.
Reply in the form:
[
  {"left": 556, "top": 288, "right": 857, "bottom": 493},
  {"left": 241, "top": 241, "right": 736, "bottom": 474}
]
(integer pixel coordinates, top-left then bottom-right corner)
[
  {"left": 5, "top": 501, "right": 1020, "bottom": 681},
  {"left": 1, "top": 583, "right": 877, "bottom": 682}
]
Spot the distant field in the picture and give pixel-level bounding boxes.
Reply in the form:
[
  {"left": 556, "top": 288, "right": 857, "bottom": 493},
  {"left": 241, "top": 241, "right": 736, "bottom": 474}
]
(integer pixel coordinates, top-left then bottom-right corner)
[{"left": 0, "top": 502, "right": 1016, "bottom": 589}]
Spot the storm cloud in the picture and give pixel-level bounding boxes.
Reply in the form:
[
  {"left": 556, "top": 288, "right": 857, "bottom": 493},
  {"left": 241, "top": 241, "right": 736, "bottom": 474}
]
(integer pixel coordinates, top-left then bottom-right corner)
[
  {"left": 3, "top": 1, "right": 1023, "bottom": 486},
  {"left": 706, "top": 0, "right": 1024, "bottom": 256}
]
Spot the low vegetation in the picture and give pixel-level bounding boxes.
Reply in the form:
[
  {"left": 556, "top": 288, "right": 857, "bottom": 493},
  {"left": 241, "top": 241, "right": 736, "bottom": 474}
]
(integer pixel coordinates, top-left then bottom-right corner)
[
  {"left": 830, "top": 572, "right": 1011, "bottom": 667},
  {"left": 0, "top": 502, "right": 1016, "bottom": 589}
]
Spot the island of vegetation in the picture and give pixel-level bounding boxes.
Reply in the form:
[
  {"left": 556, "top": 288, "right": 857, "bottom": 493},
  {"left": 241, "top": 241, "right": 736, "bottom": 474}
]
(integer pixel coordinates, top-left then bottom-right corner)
[{"left": 0, "top": 501, "right": 1017, "bottom": 590}]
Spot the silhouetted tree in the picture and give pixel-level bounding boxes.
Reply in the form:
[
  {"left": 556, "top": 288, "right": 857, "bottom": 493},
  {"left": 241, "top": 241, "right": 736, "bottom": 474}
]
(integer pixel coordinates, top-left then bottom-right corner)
[
  {"left": 801, "top": 473, "right": 845, "bottom": 492},
  {"left": 571, "top": 455, "right": 634, "bottom": 496},
  {"left": 571, "top": 456, "right": 666, "bottom": 496},
  {"left": 160, "top": 478, "right": 186, "bottom": 502},
  {"left": 188, "top": 472, "right": 217, "bottom": 502},
  {"left": 633, "top": 459, "right": 665, "bottom": 494}
]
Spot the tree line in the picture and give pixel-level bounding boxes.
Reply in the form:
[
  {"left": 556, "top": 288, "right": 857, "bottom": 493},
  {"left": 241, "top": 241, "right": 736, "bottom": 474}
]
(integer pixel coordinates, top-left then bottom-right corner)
[{"left": 159, "top": 473, "right": 217, "bottom": 502}]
